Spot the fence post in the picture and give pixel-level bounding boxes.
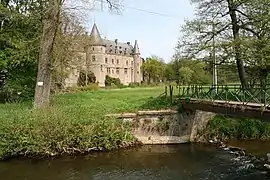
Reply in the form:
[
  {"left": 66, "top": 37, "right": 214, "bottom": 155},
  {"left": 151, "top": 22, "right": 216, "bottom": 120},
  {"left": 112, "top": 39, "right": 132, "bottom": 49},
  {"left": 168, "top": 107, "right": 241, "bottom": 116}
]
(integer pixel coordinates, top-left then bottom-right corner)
[
  {"left": 165, "top": 86, "right": 167, "bottom": 97},
  {"left": 169, "top": 85, "right": 173, "bottom": 104}
]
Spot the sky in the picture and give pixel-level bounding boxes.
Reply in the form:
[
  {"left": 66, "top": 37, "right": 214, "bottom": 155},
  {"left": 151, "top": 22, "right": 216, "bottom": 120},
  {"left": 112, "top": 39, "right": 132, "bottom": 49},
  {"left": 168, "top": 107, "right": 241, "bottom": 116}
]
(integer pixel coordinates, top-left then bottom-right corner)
[{"left": 80, "top": 0, "right": 195, "bottom": 62}]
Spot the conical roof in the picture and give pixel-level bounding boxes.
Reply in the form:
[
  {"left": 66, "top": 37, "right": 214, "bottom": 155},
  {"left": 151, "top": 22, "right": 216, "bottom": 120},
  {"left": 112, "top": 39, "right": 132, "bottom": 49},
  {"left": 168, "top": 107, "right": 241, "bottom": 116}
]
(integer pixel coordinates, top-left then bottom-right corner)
[
  {"left": 133, "top": 40, "right": 140, "bottom": 54},
  {"left": 89, "top": 23, "right": 103, "bottom": 45}
]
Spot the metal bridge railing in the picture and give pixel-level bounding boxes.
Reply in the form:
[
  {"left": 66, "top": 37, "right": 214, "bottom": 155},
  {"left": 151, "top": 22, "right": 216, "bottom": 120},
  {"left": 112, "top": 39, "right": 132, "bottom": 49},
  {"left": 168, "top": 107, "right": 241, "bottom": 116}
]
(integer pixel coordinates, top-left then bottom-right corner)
[{"left": 164, "top": 84, "right": 270, "bottom": 108}]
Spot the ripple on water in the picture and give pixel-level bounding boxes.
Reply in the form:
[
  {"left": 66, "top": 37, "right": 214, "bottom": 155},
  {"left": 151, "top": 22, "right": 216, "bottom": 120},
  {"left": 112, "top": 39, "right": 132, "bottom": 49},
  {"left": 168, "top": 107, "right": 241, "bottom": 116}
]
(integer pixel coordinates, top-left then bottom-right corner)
[{"left": 0, "top": 144, "right": 269, "bottom": 180}]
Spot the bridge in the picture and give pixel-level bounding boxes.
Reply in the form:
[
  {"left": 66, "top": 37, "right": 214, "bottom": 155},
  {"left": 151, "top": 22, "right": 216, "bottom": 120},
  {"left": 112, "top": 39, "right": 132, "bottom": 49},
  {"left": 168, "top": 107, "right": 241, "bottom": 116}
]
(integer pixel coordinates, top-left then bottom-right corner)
[{"left": 164, "top": 84, "right": 270, "bottom": 122}]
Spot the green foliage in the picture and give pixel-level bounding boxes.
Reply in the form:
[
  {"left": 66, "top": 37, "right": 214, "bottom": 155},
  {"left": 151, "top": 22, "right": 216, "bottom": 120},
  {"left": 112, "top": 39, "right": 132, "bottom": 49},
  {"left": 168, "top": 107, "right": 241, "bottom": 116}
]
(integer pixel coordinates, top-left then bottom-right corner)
[
  {"left": 179, "top": 67, "right": 193, "bottom": 85},
  {"left": 142, "top": 56, "right": 165, "bottom": 83},
  {"left": 0, "top": 1, "right": 41, "bottom": 103},
  {"left": 68, "top": 83, "right": 100, "bottom": 92},
  {"left": 105, "top": 75, "right": 123, "bottom": 88},
  {"left": 0, "top": 87, "right": 168, "bottom": 159},
  {"left": 0, "top": 107, "right": 134, "bottom": 159},
  {"left": 140, "top": 95, "right": 174, "bottom": 110},
  {"left": 77, "top": 71, "right": 96, "bottom": 87},
  {"left": 169, "top": 58, "right": 211, "bottom": 85},
  {"left": 205, "top": 115, "right": 270, "bottom": 141}
]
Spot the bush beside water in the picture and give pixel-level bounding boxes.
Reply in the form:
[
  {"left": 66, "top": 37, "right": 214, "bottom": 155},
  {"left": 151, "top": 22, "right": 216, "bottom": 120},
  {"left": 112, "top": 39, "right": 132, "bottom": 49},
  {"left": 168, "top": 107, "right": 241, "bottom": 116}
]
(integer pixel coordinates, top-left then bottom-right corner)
[
  {"left": 204, "top": 115, "right": 270, "bottom": 141},
  {"left": 0, "top": 105, "right": 136, "bottom": 160}
]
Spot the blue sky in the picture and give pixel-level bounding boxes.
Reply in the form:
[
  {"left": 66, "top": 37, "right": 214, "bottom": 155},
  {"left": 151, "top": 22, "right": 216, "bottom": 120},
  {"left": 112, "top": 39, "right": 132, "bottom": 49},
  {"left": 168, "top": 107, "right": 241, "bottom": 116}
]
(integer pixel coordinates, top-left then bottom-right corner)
[{"left": 83, "top": 0, "right": 195, "bottom": 62}]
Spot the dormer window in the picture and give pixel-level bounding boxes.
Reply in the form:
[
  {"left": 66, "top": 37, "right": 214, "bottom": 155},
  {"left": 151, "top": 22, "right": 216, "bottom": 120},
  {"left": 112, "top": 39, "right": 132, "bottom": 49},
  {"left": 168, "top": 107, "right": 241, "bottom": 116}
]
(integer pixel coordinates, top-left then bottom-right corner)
[{"left": 92, "top": 55, "right": 96, "bottom": 62}]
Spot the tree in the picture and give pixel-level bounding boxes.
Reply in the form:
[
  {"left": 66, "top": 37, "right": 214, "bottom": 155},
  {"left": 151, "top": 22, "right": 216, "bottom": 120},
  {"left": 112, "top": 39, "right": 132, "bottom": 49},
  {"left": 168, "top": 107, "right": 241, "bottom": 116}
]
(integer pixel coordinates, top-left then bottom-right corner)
[
  {"left": 141, "top": 56, "right": 164, "bottom": 84},
  {"left": 169, "top": 58, "right": 211, "bottom": 85},
  {"left": 0, "top": 0, "right": 42, "bottom": 102},
  {"left": 33, "top": 0, "right": 120, "bottom": 108},
  {"left": 179, "top": 67, "right": 193, "bottom": 85},
  {"left": 178, "top": 0, "right": 270, "bottom": 88}
]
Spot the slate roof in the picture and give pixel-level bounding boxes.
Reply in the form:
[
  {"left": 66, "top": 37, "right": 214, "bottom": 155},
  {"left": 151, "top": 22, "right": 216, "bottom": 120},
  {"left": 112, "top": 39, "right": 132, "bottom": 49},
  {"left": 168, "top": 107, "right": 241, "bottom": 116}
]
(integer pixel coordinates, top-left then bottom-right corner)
[{"left": 89, "top": 23, "right": 139, "bottom": 55}]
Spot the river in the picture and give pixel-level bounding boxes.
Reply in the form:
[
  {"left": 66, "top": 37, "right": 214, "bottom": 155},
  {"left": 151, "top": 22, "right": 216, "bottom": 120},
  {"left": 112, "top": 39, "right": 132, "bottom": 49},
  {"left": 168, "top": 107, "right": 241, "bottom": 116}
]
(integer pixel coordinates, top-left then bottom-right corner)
[{"left": 0, "top": 144, "right": 269, "bottom": 180}]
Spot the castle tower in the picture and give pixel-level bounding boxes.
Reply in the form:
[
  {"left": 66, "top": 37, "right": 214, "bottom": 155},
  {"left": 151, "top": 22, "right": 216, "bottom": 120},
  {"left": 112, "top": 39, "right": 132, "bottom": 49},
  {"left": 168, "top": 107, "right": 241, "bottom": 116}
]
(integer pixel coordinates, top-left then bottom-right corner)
[
  {"left": 86, "top": 23, "right": 106, "bottom": 87},
  {"left": 133, "top": 40, "right": 141, "bottom": 83}
]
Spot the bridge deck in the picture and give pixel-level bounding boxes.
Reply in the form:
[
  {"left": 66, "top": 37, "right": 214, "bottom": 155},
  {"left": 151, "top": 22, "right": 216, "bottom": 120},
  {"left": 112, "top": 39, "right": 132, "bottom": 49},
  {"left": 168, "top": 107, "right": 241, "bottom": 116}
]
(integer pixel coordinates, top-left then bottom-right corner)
[
  {"left": 180, "top": 98, "right": 270, "bottom": 109},
  {"left": 179, "top": 98, "right": 270, "bottom": 121}
]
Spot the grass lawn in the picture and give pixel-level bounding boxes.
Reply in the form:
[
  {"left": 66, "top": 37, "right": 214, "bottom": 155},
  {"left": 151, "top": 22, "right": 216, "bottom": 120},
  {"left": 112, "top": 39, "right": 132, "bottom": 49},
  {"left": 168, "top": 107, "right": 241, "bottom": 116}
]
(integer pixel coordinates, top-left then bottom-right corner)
[
  {"left": 0, "top": 86, "right": 167, "bottom": 159},
  {"left": 0, "top": 86, "right": 166, "bottom": 120}
]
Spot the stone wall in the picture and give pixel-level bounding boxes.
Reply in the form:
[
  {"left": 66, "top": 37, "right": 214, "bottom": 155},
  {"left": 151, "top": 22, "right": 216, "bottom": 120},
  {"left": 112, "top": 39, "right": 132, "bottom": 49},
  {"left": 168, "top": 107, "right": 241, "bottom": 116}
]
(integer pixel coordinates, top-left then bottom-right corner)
[{"left": 106, "top": 109, "right": 216, "bottom": 145}]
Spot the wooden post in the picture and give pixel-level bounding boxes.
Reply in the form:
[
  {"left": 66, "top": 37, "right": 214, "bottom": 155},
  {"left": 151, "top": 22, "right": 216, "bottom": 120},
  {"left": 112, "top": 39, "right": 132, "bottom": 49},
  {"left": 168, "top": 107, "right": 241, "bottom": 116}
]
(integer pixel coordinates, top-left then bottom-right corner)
[{"left": 165, "top": 86, "right": 168, "bottom": 96}]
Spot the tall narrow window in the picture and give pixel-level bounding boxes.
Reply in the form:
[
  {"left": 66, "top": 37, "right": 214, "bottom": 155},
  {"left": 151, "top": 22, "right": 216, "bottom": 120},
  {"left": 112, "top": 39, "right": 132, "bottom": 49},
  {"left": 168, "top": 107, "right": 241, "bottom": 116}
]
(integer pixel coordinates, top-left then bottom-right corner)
[
  {"left": 117, "top": 59, "right": 119, "bottom": 64},
  {"left": 101, "top": 65, "right": 103, "bottom": 71},
  {"left": 92, "top": 55, "right": 96, "bottom": 62},
  {"left": 105, "top": 58, "right": 108, "bottom": 63},
  {"left": 112, "top": 59, "right": 114, "bottom": 64},
  {"left": 116, "top": 68, "right": 120, "bottom": 74},
  {"left": 107, "top": 68, "right": 111, "bottom": 74},
  {"left": 126, "top": 60, "right": 129, "bottom": 66},
  {"left": 124, "top": 68, "right": 128, "bottom": 74}
]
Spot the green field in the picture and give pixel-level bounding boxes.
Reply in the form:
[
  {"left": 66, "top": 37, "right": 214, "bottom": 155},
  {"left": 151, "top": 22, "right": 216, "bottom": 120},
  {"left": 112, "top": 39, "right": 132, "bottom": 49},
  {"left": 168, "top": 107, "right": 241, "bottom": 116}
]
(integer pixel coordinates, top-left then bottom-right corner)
[{"left": 0, "top": 86, "right": 167, "bottom": 159}]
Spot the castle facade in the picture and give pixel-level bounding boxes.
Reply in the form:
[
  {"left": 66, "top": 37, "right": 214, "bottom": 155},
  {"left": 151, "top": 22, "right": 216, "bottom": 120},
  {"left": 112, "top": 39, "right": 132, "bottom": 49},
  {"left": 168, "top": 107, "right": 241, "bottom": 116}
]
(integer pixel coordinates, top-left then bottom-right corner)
[{"left": 65, "top": 23, "right": 143, "bottom": 87}]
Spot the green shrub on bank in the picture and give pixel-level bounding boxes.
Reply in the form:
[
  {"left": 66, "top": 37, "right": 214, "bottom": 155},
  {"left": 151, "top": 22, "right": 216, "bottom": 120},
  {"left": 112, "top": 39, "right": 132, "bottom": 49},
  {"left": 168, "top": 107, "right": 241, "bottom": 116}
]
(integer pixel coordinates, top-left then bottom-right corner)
[
  {"left": 205, "top": 115, "right": 270, "bottom": 140},
  {"left": 0, "top": 106, "right": 134, "bottom": 160}
]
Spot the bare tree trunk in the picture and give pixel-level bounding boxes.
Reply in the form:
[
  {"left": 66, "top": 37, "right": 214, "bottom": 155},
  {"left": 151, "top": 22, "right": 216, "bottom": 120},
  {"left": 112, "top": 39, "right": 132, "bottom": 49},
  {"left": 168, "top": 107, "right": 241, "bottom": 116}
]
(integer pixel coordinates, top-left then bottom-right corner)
[
  {"left": 227, "top": 0, "right": 248, "bottom": 88},
  {"left": 34, "top": 0, "right": 61, "bottom": 108}
]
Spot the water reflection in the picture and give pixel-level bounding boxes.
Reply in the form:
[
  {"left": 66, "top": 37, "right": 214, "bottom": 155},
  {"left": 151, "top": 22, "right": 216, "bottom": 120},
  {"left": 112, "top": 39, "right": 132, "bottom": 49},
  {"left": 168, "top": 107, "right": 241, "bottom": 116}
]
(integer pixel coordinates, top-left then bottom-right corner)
[{"left": 0, "top": 144, "right": 269, "bottom": 180}]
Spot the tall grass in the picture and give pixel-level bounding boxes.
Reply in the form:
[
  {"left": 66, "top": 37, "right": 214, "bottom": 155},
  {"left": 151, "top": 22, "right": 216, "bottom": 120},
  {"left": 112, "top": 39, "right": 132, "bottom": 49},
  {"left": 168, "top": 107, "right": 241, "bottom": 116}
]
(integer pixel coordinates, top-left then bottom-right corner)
[{"left": 0, "top": 87, "right": 165, "bottom": 159}]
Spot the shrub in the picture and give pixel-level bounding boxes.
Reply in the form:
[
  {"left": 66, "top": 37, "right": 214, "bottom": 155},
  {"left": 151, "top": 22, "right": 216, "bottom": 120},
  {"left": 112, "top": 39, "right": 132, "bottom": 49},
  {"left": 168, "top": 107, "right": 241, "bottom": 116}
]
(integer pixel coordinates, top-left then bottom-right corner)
[
  {"left": 205, "top": 115, "right": 270, "bottom": 141},
  {"left": 105, "top": 75, "right": 123, "bottom": 88}
]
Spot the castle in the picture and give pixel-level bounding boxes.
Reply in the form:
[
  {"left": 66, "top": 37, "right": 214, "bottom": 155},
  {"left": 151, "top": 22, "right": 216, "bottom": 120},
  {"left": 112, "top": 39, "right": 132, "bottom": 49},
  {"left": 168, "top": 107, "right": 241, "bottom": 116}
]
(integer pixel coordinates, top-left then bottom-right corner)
[{"left": 65, "top": 23, "right": 143, "bottom": 87}]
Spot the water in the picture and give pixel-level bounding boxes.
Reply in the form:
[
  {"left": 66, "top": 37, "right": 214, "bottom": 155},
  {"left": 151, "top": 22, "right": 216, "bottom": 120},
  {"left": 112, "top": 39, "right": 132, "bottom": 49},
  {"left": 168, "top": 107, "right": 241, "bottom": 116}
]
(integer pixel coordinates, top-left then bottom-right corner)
[{"left": 0, "top": 144, "right": 269, "bottom": 180}]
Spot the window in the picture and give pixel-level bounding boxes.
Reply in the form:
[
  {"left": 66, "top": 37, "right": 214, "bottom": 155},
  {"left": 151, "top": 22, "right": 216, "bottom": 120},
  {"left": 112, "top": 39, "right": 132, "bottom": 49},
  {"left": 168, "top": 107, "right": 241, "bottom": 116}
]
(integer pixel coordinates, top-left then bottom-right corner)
[
  {"left": 101, "top": 47, "right": 103, "bottom": 51},
  {"left": 105, "top": 58, "right": 108, "bottom": 63},
  {"left": 117, "top": 59, "right": 119, "bottom": 64},
  {"left": 92, "top": 47, "right": 95, "bottom": 51},
  {"left": 101, "top": 65, "right": 103, "bottom": 71},
  {"left": 116, "top": 68, "right": 120, "bottom": 74},
  {"left": 112, "top": 59, "right": 114, "bottom": 64},
  {"left": 92, "top": 55, "right": 96, "bottom": 62},
  {"left": 112, "top": 69, "right": 114, "bottom": 74},
  {"left": 137, "top": 71, "right": 139, "bottom": 74},
  {"left": 126, "top": 60, "right": 128, "bottom": 66},
  {"left": 124, "top": 68, "right": 128, "bottom": 74},
  {"left": 107, "top": 68, "right": 111, "bottom": 74},
  {"left": 131, "top": 61, "right": 134, "bottom": 66}
]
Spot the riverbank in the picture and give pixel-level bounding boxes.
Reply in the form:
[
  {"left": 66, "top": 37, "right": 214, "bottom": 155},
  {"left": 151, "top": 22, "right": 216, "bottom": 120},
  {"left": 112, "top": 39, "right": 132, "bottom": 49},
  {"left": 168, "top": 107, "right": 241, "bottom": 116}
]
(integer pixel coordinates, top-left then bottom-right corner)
[
  {"left": 1, "top": 87, "right": 270, "bottom": 160},
  {"left": 0, "top": 87, "right": 166, "bottom": 160},
  {"left": 198, "top": 114, "right": 270, "bottom": 141}
]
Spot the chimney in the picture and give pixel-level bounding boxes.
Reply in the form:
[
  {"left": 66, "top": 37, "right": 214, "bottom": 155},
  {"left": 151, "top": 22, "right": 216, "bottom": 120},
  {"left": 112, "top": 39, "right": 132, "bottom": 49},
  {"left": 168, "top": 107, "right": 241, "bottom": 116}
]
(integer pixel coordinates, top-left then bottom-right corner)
[
  {"left": 115, "top": 39, "right": 118, "bottom": 44},
  {"left": 127, "top": 42, "right": 130, "bottom": 45}
]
